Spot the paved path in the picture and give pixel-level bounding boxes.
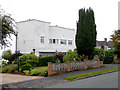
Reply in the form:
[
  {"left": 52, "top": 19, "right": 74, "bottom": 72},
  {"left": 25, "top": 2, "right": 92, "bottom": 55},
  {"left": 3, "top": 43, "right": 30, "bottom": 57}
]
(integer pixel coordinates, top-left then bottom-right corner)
[
  {"left": 1, "top": 64, "right": 119, "bottom": 88},
  {"left": 48, "top": 71, "right": 119, "bottom": 88}
]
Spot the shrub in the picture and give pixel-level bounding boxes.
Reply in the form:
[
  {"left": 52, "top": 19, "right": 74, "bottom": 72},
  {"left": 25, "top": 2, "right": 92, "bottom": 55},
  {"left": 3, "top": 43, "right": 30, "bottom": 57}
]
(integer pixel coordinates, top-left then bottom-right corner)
[
  {"left": 38, "top": 56, "right": 54, "bottom": 66},
  {"left": 114, "top": 49, "right": 120, "bottom": 58},
  {"left": 30, "top": 66, "right": 48, "bottom": 76},
  {"left": 40, "top": 70, "right": 48, "bottom": 77},
  {"left": 7, "top": 67, "right": 16, "bottom": 73},
  {"left": 21, "top": 64, "right": 33, "bottom": 72},
  {"left": 54, "top": 52, "right": 64, "bottom": 63},
  {"left": 2, "top": 50, "right": 12, "bottom": 64},
  {"left": 1, "top": 64, "right": 17, "bottom": 73},
  {"left": 23, "top": 70, "right": 31, "bottom": 76},
  {"left": 63, "top": 49, "right": 80, "bottom": 62},
  {"left": 2, "top": 66, "right": 10, "bottom": 73},
  {"left": 89, "top": 48, "right": 105, "bottom": 61},
  {"left": 19, "top": 53, "right": 38, "bottom": 68},
  {"left": 103, "top": 50, "right": 115, "bottom": 64},
  {"left": 11, "top": 51, "right": 23, "bottom": 64},
  {"left": 31, "top": 69, "right": 41, "bottom": 76},
  {"left": 1, "top": 59, "right": 9, "bottom": 66}
]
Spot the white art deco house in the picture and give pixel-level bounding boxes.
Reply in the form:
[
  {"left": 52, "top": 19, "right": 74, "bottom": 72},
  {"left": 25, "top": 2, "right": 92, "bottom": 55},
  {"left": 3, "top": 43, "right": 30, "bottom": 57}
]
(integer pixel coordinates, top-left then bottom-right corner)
[{"left": 17, "top": 19, "right": 76, "bottom": 56}]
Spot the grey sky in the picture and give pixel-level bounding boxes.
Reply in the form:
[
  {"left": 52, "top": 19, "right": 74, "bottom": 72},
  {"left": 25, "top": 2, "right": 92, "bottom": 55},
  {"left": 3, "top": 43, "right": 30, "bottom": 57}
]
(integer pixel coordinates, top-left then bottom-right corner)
[{"left": 0, "top": 0, "right": 119, "bottom": 56}]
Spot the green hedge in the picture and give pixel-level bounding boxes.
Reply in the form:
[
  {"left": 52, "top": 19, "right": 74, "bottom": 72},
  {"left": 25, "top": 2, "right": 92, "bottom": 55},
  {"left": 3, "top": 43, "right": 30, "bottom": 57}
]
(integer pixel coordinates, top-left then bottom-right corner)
[
  {"left": 103, "top": 50, "right": 115, "bottom": 64},
  {"left": 38, "top": 56, "right": 55, "bottom": 66}
]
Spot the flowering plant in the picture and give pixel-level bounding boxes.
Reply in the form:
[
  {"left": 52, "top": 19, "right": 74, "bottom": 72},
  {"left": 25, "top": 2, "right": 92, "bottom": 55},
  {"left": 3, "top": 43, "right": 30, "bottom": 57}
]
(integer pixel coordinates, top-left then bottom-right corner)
[{"left": 0, "top": 59, "right": 9, "bottom": 67}]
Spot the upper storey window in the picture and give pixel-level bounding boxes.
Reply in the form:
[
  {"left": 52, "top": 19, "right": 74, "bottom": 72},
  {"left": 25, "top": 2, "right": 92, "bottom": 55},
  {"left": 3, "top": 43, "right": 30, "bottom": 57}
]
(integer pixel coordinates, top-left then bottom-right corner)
[{"left": 40, "top": 36, "right": 44, "bottom": 43}]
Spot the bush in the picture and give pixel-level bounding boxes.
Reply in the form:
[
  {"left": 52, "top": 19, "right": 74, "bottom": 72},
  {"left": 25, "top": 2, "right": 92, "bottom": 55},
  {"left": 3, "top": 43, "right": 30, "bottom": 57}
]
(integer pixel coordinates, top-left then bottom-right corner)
[
  {"left": 23, "top": 70, "right": 31, "bottom": 76},
  {"left": 1, "top": 64, "right": 18, "bottom": 73},
  {"left": 38, "top": 56, "right": 54, "bottom": 66},
  {"left": 2, "top": 50, "right": 12, "bottom": 64},
  {"left": 114, "top": 49, "right": 120, "bottom": 58},
  {"left": 19, "top": 53, "right": 38, "bottom": 68},
  {"left": 31, "top": 69, "right": 41, "bottom": 76},
  {"left": 89, "top": 48, "right": 105, "bottom": 61},
  {"left": 7, "top": 67, "right": 16, "bottom": 73},
  {"left": 21, "top": 64, "right": 33, "bottom": 72},
  {"left": 1, "top": 59, "right": 9, "bottom": 66},
  {"left": 40, "top": 70, "right": 48, "bottom": 77},
  {"left": 63, "top": 49, "right": 80, "bottom": 62},
  {"left": 54, "top": 52, "right": 64, "bottom": 63},
  {"left": 2, "top": 66, "right": 10, "bottom": 73},
  {"left": 103, "top": 50, "right": 115, "bottom": 64},
  {"left": 11, "top": 51, "right": 23, "bottom": 64}
]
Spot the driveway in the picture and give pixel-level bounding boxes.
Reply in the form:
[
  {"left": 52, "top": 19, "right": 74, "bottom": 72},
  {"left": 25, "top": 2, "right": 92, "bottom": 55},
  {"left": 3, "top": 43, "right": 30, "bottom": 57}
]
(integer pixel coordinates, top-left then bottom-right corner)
[
  {"left": 1, "top": 73, "right": 45, "bottom": 84},
  {"left": 1, "top": 64, "right": 119, "bottom": 88}
]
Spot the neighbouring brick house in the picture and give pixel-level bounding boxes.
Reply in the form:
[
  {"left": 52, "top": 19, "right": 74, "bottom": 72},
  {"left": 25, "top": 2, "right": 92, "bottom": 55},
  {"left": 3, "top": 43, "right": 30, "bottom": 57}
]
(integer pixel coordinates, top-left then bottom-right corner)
[{"left": 96, "top": 38, "right": 114, "bottom": 50}]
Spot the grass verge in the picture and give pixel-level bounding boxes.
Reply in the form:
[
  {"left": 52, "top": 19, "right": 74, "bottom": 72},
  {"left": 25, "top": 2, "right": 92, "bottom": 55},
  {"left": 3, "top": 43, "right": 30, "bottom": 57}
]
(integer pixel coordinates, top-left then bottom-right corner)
[{"left": 65, "top": 67, "right": 120, "bottom": 81}]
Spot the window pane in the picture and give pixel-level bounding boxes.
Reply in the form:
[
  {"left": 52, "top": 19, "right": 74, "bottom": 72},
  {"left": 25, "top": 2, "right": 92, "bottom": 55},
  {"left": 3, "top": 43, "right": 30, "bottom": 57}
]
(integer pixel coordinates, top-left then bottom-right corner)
[
  {"left": 60, "top": 39, "right": 66, "bottom": 45},
  {"left": 41, "top": 36, "right": 44, "bottom": 43},
  {"left": 49, "top": 39, "right": 52, "bottom": 43},
  {"left": 56, "top": 39, "right": 59, "bottom": 44},
  {"left": 53, "top": 39, "right": 55, "bottom": 43},
  {"left": 68, "top": 40, "right": 72, "bottom": 45}
]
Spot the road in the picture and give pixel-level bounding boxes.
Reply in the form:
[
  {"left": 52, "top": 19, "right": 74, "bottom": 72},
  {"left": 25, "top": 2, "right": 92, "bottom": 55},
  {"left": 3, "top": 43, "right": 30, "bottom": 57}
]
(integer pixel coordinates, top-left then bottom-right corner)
[{"left": 48, "top": 72, "right": 119, "bottom": 88}]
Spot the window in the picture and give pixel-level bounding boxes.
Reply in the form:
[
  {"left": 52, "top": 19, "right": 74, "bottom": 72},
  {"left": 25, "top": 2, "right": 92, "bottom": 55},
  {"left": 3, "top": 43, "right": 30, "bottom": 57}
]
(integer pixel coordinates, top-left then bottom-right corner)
[
  {"left": 68, "top": 40, "right": 72, "bottom": 45},
  {"left": 60, "top": 39, "right": 67, "bottom": 45},
  {"left": 53, "top": 39, "right": 55, "bottom": 43},
  {"left": 40, "top": 36, "right": 44, "bottom": 43},
  {"left": 49, "top": 39, "right": 59, "bottom": 44},
  {"left": 49, "top": 39, "right": 52, "bottom": 44},
  {"left": 56, "top": 39, "right": 59, "bottom": 44}
]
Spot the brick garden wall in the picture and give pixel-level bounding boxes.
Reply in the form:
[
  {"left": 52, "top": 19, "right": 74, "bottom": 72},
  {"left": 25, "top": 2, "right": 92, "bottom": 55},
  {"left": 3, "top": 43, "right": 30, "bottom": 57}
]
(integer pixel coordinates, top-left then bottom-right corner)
[{"left": 48, "top": 56, "right": 103, "bottom": 76}]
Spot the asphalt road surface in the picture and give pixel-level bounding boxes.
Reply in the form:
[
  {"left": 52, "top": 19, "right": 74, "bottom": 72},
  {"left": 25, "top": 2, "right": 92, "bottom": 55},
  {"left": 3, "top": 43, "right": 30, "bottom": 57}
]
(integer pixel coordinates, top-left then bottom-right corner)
[{"left": 48, "top": 72, "right": 119, "bottom": 88}]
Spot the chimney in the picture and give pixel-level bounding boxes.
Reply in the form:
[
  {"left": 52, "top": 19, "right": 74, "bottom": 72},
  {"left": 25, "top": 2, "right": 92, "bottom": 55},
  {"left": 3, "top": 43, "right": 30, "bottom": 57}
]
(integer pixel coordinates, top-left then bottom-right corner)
[{"left": 104, "top": 38, "right": 107, "bottom": 42}]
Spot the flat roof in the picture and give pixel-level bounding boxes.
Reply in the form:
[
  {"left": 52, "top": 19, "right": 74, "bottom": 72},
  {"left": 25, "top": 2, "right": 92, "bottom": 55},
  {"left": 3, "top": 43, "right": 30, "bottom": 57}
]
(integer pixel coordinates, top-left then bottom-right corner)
[
  {"left": 50, "top": 25, "right": 75, "bottom": 31},
  {"left": 16, "top": 19, "right": 51, "bottom": 24}
]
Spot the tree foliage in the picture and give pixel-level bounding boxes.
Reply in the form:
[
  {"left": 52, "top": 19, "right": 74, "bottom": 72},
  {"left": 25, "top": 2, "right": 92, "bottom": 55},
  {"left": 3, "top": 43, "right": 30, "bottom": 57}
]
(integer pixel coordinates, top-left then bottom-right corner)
[
  {"left": 75, "top": 8, "right": 97, "bottom": 57},
  {"left": 0, "top": 8, "right": 16, "bottom": 49},
  {"left": 110, "top": 30, "right": 120, "bottom": 49},
  {"left": 110, "top": 30, "right": 120, "bottom": 58},
  {"left": 2, "top": 50, "right": 12, "bottom": 63}
]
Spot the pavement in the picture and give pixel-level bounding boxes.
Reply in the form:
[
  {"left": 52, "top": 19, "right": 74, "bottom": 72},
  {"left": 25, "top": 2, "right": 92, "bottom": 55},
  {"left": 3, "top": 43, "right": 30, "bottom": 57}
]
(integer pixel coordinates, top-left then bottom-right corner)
[
  {"left": 1, "top": 64, "right": 119, "bottom": 88},
  {"left": 48, "top": 71, "right": 119, "bottom": 88}
]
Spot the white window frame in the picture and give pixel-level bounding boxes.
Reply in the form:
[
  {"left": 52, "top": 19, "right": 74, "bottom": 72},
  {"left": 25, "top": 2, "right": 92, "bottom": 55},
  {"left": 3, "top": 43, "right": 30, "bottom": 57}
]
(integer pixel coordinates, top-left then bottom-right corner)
[
  {"left": 49, "top": 39, "right": 59, "bottom": 44},
  {"left": 40, "top": 36, "right": 44, "bottom": 43},
  {"left": 60, "top": 39, "right": 67, "bottom": 45},
  {"left": 68, "top": 40, "right": 72, "bottom": 45}
]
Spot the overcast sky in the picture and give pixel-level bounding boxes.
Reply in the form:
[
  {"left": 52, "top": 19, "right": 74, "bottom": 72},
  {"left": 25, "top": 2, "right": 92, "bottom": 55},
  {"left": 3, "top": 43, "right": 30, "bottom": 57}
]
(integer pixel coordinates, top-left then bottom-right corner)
[{"left": 0, "top": 0, "right": 119, "bottom": 56}]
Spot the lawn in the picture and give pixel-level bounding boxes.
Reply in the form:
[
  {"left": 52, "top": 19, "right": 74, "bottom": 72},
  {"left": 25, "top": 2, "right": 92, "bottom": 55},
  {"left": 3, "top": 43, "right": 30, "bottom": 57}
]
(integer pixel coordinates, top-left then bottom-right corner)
[{"left": 65, "top": 67, "right": 120, "bottom": 81}]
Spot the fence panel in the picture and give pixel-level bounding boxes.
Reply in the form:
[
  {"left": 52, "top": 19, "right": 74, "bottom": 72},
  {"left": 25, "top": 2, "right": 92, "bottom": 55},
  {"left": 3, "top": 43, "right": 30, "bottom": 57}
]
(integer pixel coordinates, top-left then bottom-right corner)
[
  {"left": 70, "top": 62, "right": 84, "bottom": 70},
  {"left": 52, "top": 63, "right": 67, "bottom": 72},
  {"left": 87, "top": 60, "right": 98, "bottom": 68}
]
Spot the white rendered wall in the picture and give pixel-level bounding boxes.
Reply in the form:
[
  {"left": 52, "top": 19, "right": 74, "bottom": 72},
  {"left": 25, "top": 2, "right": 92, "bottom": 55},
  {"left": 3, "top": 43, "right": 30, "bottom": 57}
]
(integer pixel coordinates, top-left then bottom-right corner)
[
  {"left": 17, "top": 19, "right": 76, "bottom": 56},
  {"left": 49, "top": 26, "right": 75, "bottom": 52}
]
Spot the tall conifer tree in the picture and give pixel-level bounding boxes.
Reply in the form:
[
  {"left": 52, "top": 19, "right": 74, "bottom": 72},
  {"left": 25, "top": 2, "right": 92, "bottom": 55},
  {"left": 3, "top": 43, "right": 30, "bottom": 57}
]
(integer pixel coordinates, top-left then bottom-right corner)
[{"left": 75, "top": 8, "right": 97, "bottom": 57}]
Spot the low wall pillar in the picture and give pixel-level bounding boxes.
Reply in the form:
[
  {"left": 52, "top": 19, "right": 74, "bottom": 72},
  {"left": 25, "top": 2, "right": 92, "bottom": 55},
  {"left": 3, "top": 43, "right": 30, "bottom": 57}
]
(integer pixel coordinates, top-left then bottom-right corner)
[
  {"left": 66, "top": 61, "right": 70, "bottom": 72},
  {"left": 48, "top": 62, "right": 52, "bottom": 76},
  {"left": 84, "top": 60, "right": 87, "bottom": 69},
  {"left": 97, "top": 59, "right": 100, "bottom": 67}
]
